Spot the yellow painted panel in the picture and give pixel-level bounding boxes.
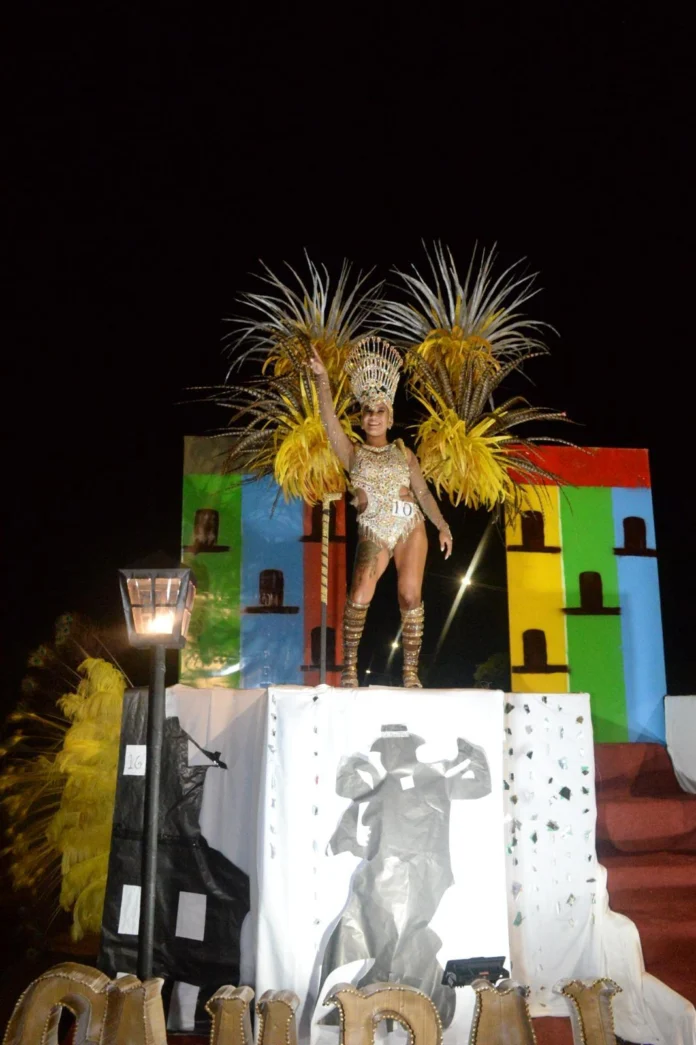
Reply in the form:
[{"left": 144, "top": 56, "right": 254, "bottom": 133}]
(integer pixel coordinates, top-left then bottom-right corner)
[
  {"left": 510, "top": 671, "right": 569, "bottom": 694},
  {"left": 506, "top": 485, "right": 568, "bottom": 692}
]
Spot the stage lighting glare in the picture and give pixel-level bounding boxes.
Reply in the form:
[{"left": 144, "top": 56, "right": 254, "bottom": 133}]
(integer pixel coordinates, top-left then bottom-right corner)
[
  {"left": 391, "top": 641, "right": 399, "bottom": 649},
  {"left": 365, "top": 669, "right": 372, "bottom": 674},
  {"left": 459, "top": 576, "right": 471, "bottom": 587}
]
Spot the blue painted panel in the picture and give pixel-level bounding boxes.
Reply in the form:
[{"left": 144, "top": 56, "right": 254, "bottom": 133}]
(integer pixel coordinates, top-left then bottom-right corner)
[
  {"left": 240, "top": 476, "right": 304, "bottom": 687},
  {"left": 612, "top": 487, "right": 667, "bottom": 742}
]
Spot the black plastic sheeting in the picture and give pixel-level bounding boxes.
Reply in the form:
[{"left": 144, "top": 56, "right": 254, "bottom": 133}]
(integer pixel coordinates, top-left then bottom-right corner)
[{"left": 99, "top": 689, "right": 250, "bottom": 1031}]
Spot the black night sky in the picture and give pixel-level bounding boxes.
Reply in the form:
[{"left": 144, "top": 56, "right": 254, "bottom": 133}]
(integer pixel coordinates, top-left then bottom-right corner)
[{"left": 5, "top": 6, "right": 693, "bottom": 696}]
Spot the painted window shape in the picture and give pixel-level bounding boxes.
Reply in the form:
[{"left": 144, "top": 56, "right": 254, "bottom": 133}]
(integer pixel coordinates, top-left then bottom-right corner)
[
  {"left": 184, "top": 508, "right": 230, "bottom": 554},
  {"left": 564, "top": 571, "right": 620, "bottom": 616},
  {"left": 245, "top": 570, "right": 300, "bottom": 614},
  {"left": 579, "top": 571, "right": 604, "bottom": 612},
  {"left": 521, "top": 511, "right": 544, "bottom": 551},
  {"left": 522, "top": 628, "right": 548, "bottom": 671},
  {"left": 311, "top": 625, "right": 337, "bottom": 667},
  {"left": 614, "top": 512, "right": 656, "bottom": 558},
  {"left": 260, "top": 569, "right": 284, "bottom": 608},
  {"left": 508, "top": 509, "right": 560, "bottom": 553},
  {"left": 623, "top": 516, "right": 647, "bottom": 553},
  {"left": 513, "top": 628, "right": 569, "bottom": 674}
]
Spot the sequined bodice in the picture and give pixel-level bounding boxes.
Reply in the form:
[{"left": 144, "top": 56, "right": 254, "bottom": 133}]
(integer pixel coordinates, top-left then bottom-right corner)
[
  {"left": 350, "top": 442, "right": 410, "bottom": 498},
  {"left": 349, "top": 442, "right": 423, "bottom": 551}
]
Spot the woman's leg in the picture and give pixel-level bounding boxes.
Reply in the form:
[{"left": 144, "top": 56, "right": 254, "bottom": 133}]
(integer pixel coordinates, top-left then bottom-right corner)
[
  {"left": 350, "top": 539, "right": 390, "bottom": 604},
  {"left": 393, "top": 523, "right": 428, "bottom": 609},
  {"left": 393, "top": 523, "right": 428, "bottom": 687},
  {"left": 342, "top": 539, "right": 390, "bottom": 687}
]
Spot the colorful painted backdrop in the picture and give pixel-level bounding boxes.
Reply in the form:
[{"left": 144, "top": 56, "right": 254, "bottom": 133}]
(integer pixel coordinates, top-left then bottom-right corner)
[
  {"left": 506, "top": 448, "right": 666, "bottom": 743},
  {"left": 181, "top": 437, "right": 345, "bottom": 689},
  {"left": 182, "top": 439, "right": 667, "bottom": 743}
]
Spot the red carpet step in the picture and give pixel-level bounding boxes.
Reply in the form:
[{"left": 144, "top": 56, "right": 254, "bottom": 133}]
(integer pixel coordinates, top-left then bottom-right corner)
[
  {"left": 596, "top": 742, "right": 696, "bottom": 1013},
  {"left": 595, "top": 742, "right": 696, "bottom": 852},
  {"left": 597, "top": 793, "right": 696, "bottom": 853},
  {"left": 595, "top": 742, "right": 683, "bottom": 796}
]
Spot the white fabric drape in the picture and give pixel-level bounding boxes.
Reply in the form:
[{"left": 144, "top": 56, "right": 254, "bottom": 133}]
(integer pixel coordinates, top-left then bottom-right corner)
[
  {"left": 165, "top": 684, "right": 696, "bottom": 1045},
  {"left": 665, "top": 696, "right": 696, "bottom": 793},
  {"left": 504, "top": 691, "right": 696, "bottom": 1044}
]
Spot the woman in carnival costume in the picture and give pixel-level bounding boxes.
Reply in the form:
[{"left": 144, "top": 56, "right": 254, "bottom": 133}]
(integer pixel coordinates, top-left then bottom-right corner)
[
  {"left": 309, "top": 336, "right": 453, "bottom": 689},
  {"left": 214, "top": 247, "right": 569, "bottom": 691}
]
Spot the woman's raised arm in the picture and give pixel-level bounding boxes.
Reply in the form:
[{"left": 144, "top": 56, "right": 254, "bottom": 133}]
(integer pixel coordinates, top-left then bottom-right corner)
[{"left": 308, "top": 347, "right": 355, "bottom": 471}]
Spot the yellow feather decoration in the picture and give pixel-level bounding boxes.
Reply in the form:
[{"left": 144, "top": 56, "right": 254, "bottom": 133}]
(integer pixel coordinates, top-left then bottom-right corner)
[
  {"left": 412, "top": 390, "right": 553, "bottom": 520},
  {"left": 252, "top": 377, "right": 358, "bottom": 504},
  {"left": 215, "top": 349, "right": 360, "bottom": 505},
  {"left": 1, "top": 657, "right": 125, "bottom": 940},
  {"left": 413, "top": 393, "right": 516, "bottom": 510},
  {"left": 412, "top": 324, "right": 502, "bottom": 386},
  {"left": 379, "top": 244, "right": 571, "bottom": 520}
]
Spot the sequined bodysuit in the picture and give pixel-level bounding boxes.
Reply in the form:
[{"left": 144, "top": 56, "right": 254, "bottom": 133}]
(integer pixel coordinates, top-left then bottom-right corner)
[{"left": 349, "top": 441, "right": 425, "bottom": 553}]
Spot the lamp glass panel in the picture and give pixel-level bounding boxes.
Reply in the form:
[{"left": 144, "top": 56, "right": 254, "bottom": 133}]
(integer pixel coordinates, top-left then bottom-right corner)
[
  {"left": 126, "top": 575, "right": 182, "bottom": 636},
  {"left": 154, "top": 576, "right": 181, "bottom": 608}
]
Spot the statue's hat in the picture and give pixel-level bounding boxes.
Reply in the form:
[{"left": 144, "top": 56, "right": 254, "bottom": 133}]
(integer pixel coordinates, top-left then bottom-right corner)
[{"left": 370, "top": 723, "right": 425, "bottom": 751}]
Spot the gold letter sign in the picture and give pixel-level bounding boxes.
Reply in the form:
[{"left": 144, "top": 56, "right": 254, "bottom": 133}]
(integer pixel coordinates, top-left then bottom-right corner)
[
  {"left": 554, "top": 978, "right": 622, "bottom": 1045},
  {"left": 324, "top": 982, "right": 442, "bottom": 1045},
  {"left": 3, "top": 962, "right": 167, "bottom": 1045},
  {"left": 3, "top": 964, "right": 627, "bottom": 1045},
  {"left": 469, "top": 978, "right": 536, "bottom": 1045},
  {"left": 206, "top": 985, "right": 255, "bottom": 1045}
]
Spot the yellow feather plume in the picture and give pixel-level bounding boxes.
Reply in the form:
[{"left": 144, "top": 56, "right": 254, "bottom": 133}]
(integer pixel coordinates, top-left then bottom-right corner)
[
  {"left": 411, "top": 388, "right": 559, "bottom": 521},
  {"left": 220, "top": 369, "right": 360, "bottom": 505},
  {"left": 273, "top": 386, "right": 352, "bottom": 503},
  {"left": 1, "top": 657, "right": 125, "bottom": 939},
  {"left": 414, "top": 393, "right": 518, "bottom": 510},
  {"left": 412, "top": 325, "right": 502, "bottom": 386}
]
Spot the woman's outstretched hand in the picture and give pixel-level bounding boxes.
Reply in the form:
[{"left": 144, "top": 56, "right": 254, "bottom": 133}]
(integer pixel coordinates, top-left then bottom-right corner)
[
  {"left": 439, "top": 527, "right": 453, "bottom": 560},
  {"left": 308, "top": 345, "right": 327, "bottom": 377}
]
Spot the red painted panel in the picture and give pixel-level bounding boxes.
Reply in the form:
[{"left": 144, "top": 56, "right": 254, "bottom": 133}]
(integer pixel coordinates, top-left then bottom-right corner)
[{"left": 508, "top": 446, "right": 651, "bottom": 488}]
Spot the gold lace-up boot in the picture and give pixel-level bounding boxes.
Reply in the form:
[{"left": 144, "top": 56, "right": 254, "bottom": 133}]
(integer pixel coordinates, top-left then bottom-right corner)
[
  {"left": 341, "top": 598, "right": 370, "bottom": 687},
  {"left": 401, "top": 603, "right": 425, "bottom": 688}
]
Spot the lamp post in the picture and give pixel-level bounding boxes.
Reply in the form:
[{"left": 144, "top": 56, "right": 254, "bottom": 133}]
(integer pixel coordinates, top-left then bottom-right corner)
[{"left": 119, "top": 560, "right": 196, "bottom": 981}]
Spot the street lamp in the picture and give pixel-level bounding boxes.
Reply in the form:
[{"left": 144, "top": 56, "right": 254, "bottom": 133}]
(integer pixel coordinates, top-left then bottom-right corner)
[{"left": 118, "top": 559, "right": 196, "bottom": 981}]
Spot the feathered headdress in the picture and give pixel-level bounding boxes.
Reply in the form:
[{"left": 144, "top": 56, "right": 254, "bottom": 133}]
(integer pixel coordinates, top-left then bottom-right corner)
[
  {"left": 344, "top": 336, "right": 402, "bottom": 409},
  {"left": 224, "top": 252, "right": 381, "bottom": 386},
  {"left": 378, "top": 241, "right": 553, "bottom": 386},
  {"left": 406, "top": 348, "right": 572, "bottom": 519},
  {"left": 201, "top": 255, "right": 383, "bottom": 504},
  {"left": 378, "top": 243, "right": 572, "bottom": 520},
  {"left": 199, "top": 347, "right": 358, "bottom": 505}
]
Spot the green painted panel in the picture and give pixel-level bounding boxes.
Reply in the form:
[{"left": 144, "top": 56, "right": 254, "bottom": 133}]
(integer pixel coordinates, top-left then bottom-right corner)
[
  {"left": 565, "top": 616, "right": 627, "bottom": 741},
  {"left": 180, "top": 473, "right": 242, "bottom": 687},
  {"left": 560, "top": 487, "right": 628, "bottom": 741}
]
